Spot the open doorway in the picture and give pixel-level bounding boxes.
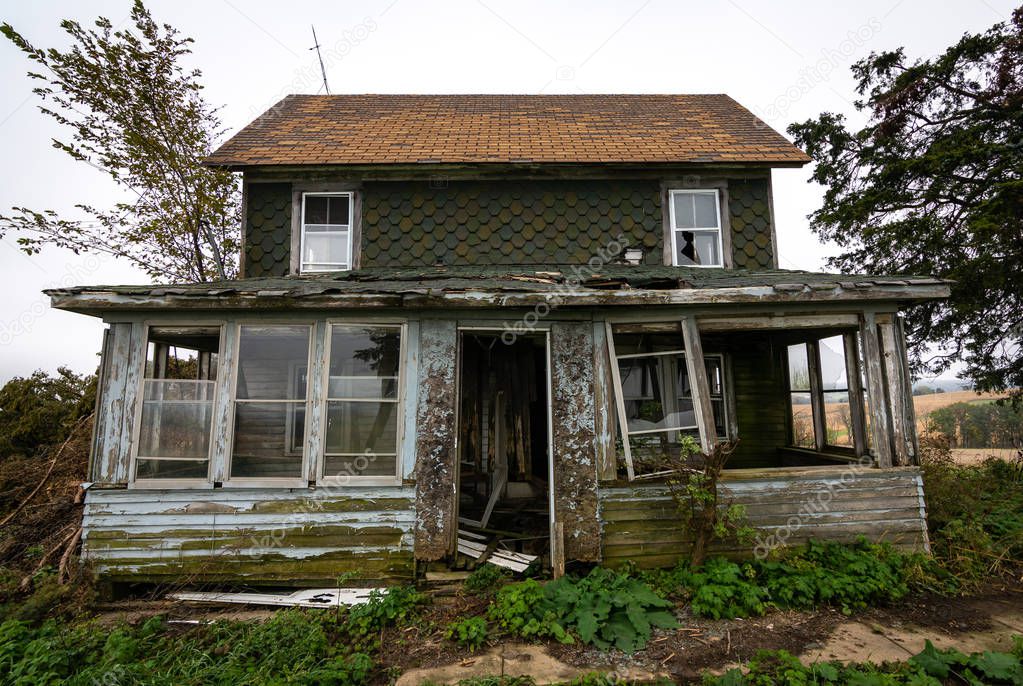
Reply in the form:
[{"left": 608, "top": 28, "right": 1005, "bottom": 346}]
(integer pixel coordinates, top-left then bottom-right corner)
[{"left": 456, "top": 331, "right": 551, "bottom": 570}]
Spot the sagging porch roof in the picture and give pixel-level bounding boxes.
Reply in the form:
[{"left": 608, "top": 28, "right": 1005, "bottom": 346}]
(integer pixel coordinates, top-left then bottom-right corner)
[{"left": 46, "top": 266, "right": 950, "bottom": 314}]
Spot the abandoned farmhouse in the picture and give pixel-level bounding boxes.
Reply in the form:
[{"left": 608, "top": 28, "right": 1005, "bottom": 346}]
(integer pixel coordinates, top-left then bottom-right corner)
[{"left": 46, "top": 94, "right": 950, "bottom": 585}]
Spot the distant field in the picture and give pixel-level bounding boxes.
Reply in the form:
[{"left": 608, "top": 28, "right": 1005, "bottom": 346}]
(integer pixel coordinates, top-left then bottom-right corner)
[
  {"left": 912, "top": 390, "right": 1007, "bottom": 418},
  {"left": 949, "top": 448, "right": 1019, "bottom": 465}
]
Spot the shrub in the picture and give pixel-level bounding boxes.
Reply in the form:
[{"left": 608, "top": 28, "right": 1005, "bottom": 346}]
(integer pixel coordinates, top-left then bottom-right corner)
[
  {"left": 490, "top": 568, "right": 677, "bottom": 652},
  {"left": 464, "top": 564, "right": 508, "bottom": 594},
  {"left": 445, "top": 616, "right": 488, "bottom": 651}
]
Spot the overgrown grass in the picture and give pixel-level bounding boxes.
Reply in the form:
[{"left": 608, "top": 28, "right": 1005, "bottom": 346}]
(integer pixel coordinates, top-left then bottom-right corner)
[
  {"left": 920, "top": 438, "right": 1023, "bottom": 581},
  {"left": 0, "top": 586, "right": 426, "bottom": 686},
  {"left": 705, "top": 638, "right": 1023, "bottom": 685}
]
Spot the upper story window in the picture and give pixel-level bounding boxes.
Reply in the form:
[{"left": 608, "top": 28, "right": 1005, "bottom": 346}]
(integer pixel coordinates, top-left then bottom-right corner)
[
  {"left": 669, "top": 189, "right": 723, "bottom": 267},
  {"left": 301, "top": 192, "right": 352, "bottom": 273}
]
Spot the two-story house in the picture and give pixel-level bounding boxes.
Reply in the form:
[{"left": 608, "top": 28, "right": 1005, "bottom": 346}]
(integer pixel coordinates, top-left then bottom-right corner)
[{"left": 49, "top": 95, "right": 948, "bottom": 587}]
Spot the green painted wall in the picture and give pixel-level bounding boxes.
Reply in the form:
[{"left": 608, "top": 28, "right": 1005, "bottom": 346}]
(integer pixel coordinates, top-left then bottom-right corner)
[
  {"left": 240, "top": 177, "right": 776, "bottom": 276},
  {"left": 244, "top": 182, "right": 292, "bottom": 278}
]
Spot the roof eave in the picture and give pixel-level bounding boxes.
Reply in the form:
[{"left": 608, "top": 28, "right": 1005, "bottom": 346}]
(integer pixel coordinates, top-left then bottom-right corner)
[{"left": 47, "top": 282, "right": 950, "bottom": 316}]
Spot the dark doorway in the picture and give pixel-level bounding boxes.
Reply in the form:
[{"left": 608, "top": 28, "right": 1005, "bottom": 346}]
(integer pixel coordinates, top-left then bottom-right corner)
[{"left": 456, "top": 332, "right": 551, "bottom": 563}]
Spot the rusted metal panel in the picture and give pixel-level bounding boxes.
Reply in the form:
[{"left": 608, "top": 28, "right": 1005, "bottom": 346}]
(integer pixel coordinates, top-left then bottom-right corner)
[
  {"left": 599, "top": 466, "right": 929, "bottom": 568},
  {"left": 81, "top": 486, "right": 416, "bottom": 585},
  {"left": 412, "top": 319, "right": 458, "bottom": 561},
  {"left": 592, "top": 322, "right": 617, "bottom": 482},
  {"left": 550, "top": 321, "right": 601, "bottom": 562}
]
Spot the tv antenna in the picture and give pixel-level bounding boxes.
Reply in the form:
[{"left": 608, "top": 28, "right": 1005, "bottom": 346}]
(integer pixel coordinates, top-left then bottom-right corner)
[{"left": 310, "top": 25, "right": 330, "bottom": 94}]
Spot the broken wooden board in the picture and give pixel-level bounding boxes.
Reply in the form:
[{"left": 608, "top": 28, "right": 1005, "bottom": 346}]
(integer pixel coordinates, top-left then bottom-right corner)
[
  {"left": 457, "top": 537, "right": 536, "bottom": 573},
  {"left": 170, "top": 588, "right": 385, "bottom": 608}
]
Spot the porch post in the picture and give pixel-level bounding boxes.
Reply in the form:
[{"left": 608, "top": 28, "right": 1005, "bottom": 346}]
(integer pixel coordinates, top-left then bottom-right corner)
[
  {"left": 807, "top": 342, "right": 828, "bottom": 452},
  {"left": 879, "top": 317, "right": 915, "bottom": 466},
  {"left": 681, "top": 315, "right": 718, "bottom": 453},
  {"left": 859, "top": 311, "right": 894, "bottom": 468},
  {"left": 842, "top": 333, "right": 869, "bottom": 458}
]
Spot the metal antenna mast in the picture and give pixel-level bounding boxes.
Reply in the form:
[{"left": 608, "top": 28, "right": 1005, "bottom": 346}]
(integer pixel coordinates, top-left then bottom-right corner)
[{"left": 310, "top": 25, "right": 330, "bottom": 94}]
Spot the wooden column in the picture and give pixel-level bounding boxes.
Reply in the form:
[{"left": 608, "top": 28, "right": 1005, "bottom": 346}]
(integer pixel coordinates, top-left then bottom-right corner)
[
  {"left": 550, "top": 321, "right": 601, "bottom": 563},
  {"left": 897, "top": 316, "right": 921, "bottom": 461},
  {"left": 592, "top": 322, "right": 618, "bottom": 482},
  {"left": 413, "top": 320, "right": 459, "bottom": 561},
  {"left": 303, "top": 321, "right": 328, "bottom": 482},
  {"left": 681, "top": 316, "right": 718, "bottom": 453},
  {"left": 842, "top": 333, "right": 869, "bottom": 458},
  {"left": 879, "top": 318, "right": 914, "bottom": 466},
  {"left": 209, "top": 322, "right": 238, "bottom": 483},
  {"left": 860, "top": 312, "right": 894, "bottom": 468},
  {"left": 807, "top": 342, "right": 828, "bottom": 451}
]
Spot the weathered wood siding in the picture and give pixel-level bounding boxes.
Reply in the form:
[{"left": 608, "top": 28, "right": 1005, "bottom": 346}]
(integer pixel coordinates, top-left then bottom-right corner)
[
  {"left": 82, "top": 486, "right": 416, "bottom": 585},
  {"left": 600, "top": 467, "right": 929, "bottom": 569},
  {"left": 91, "top": 322, "right": 144, "bottom": 485},
  {"left": 705, "top": 333, "right": 789, "bottom": 469}
]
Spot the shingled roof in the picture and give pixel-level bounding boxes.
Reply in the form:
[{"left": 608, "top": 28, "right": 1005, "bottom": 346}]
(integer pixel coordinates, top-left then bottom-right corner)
[{"left": 206, "top": 94, "right": 810, "bottom": 168}]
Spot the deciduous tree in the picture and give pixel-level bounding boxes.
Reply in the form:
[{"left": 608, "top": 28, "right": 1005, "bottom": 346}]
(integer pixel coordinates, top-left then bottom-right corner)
[
  {"left": 789, "top": 9, "right": 1023, "bottom": 399},
  {"left": 1, "top": 1, "right": 238, "bottom": 282}
]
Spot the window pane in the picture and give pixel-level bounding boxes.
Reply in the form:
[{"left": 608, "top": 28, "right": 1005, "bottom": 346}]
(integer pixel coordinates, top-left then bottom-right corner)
[
  {"left": 611, "top": 329, "right": 682, "bottom": 355},
  {"left": 136, "top": 459, "right": 208, "bottom": 480},
  {"left": 139, "top": 380, "right": 215, "bottom": 459},
  {"left": 824, "top": 390, "right": 854, "bottom": 447},
  {"left": 675, "top": 230, "right": 721, "bottom": 266},
  {"left": 672, "top": 192, "right": 695, "bottom": 229},
  {"left": 787, "top": 344, "right": 811, "bottom": 391},
  {"left": 303, "top": 231, "right": 349, "bottom": 266},
  {"left": 692, "top": 232, "right": 720, "bottom": 265},
  {"left": 617, "top": 356, "right": 696, "bottom": 431},
  {"left": 328, "top": 196, "right": 350, "bottom": 225},
  {"left": 304, "top": 195, "right": 329, "bottom": 224},
  {"left": 324, "top": 453, "right": 398, "bottom": 479},
  {"left": 818, "top": 336, "right": 848, "bottom": 390},
  {"left": 235, "top": 326, "right": 310, "bottom": 401},
  {"left": 627, "top": 430, "right": 701, "bottom": 474},
  {"left": 693, "top": 193, "right": 718, "bottom": 227},
  {"left": 231, "top": 402, "right": 305, "bottom": 478},
  {"left": 790, "top": 391, "right": 815, "bottom": 448},
  {"left": 137, "top": 326, "right": 219, "bottom": 480},
  {"left": 328, "top": 327, "right": 400, "bottom": 399},
  {"left": 325, "top": 401, "right": 398, "bottom": 455}
]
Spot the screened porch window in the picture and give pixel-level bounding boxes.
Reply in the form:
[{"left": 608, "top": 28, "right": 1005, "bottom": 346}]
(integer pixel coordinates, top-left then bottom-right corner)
[
  {"left": 135, "top": 326, "right": 220, "bottom": 482},
  {"left": 322, "top": 324, "right": 403, "bottom": 482},
  {"left": 230, "top": 325, "right": 312, "bottom": 480},
  {"left": 610, "top": 326, "right": 727, "bottom": 479},
  {"left": 786, "top": 334, "right": 865, "bottom": 454},
  {"left": 300, "top": 192, "right": 352, "bottom": 273}
]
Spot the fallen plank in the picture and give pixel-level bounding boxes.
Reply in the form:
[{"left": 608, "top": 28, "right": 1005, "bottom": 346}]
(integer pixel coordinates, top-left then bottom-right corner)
[
  {"left": 170, "top": 588, "right": 385, "bottom": 608},
  {"left": 456, "top": 537, "right": 536, "bottom": 572}
]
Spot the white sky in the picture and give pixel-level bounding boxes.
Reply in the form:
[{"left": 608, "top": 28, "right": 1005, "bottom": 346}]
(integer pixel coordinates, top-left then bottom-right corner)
[{"left": 0, "top": 0, "right": 1013, "bottom": 383}]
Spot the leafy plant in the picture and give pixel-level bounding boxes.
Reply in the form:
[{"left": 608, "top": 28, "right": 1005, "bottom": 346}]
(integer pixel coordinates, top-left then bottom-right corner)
[
  {"left": 464, "top": 564, "right": 509, "bottom": 594},
  {"left": 490, "top": 569, "right": 677, "bottom": 652},
  {"left": 445, "top": 616, "right": 488, "bottom": 652}
]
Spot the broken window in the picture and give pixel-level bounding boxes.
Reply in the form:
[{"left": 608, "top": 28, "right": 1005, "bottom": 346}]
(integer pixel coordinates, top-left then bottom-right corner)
[
  {"left": 300, "top": 192, "right": 352, "bottom": 273},
  {"left": 669, "top": 190, "right": 723, "bottom": 267},
  {"left": 135, "top": 326, "right": 220, "bottom": 482},
  {"left": 786, "top": 334, "right": 866, "bottom": 454},
  {"left": 322, "top": 324, "right": 403, "bottom": 482},
  {"left": 231, "top": 325, "right": 312, "bottom": 481},
  {"left": 609, "top": 326, "right": 728, "bottom": 479}
]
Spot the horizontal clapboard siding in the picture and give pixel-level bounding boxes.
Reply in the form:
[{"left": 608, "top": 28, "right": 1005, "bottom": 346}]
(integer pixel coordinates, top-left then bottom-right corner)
[
  {"left": 600, "top": 466, "right": 929, "bottom": 569},
  {"left": 83, "top": 486, "right": 416, "bottom": 586}
]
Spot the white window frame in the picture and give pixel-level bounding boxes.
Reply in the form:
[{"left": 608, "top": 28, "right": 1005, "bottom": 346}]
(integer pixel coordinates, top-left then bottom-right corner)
[
  {"left": 318, "top": 322, "right": 406, "bottom": 487},
  {"left": 668, "top": 189, "right": 725, "bottom": 268},
  {"left": 606, "top": 323, "right": 729, "bottom": 481},
  {"left": 224, "top": 323, "right": 315, "bottom": 488},
  {"left": 300, "top": 192, "right": 353, "bottom": 273},
  {"left": 129, "top": 323, "right": 224, "bottom": 490}
]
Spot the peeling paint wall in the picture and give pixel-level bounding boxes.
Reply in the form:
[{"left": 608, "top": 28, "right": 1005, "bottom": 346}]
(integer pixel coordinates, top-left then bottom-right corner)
[
  {"left": 550, "top": 321, "right": 602, "bottom": 561},
  {"left": 412, "top": 319, "right": 459, "bottom": 561},
  {"left": 82, "top": 487, "right": 416, "bottom": 585}
]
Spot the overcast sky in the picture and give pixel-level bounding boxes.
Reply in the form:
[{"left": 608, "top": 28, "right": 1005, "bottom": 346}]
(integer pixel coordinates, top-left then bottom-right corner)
[{"left": 0, "top": 0, "right": 1013, "bottom": 383}]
